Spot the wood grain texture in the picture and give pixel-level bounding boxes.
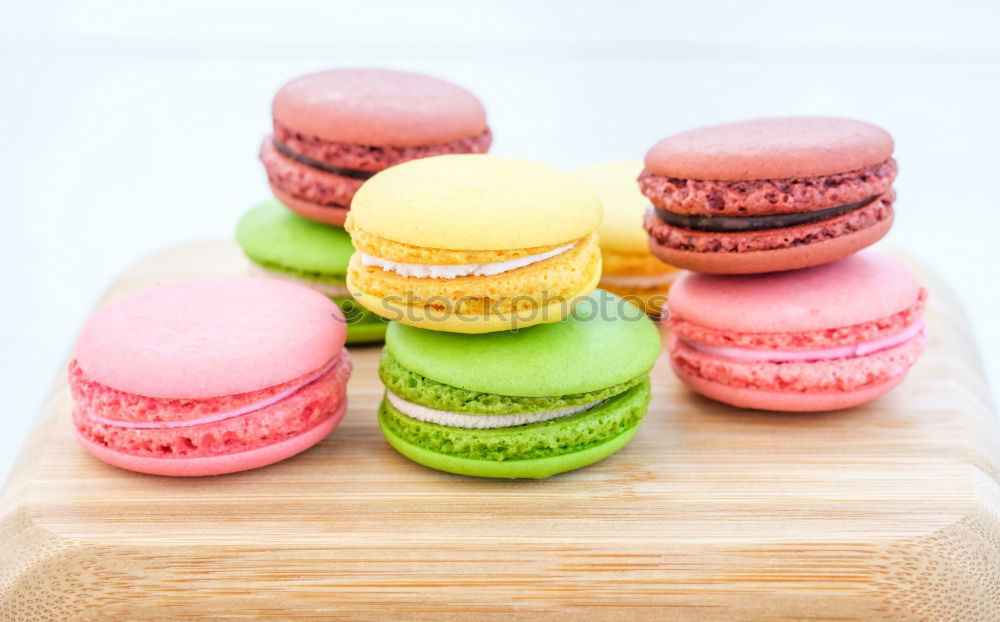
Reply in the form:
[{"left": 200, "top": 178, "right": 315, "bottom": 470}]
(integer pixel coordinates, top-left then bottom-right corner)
[{"left": 2, "top": 241, "right": 998, "bottom": 621}]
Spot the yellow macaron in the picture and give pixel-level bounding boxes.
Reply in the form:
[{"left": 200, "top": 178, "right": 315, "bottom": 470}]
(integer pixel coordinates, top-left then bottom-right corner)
[
  {"left": 576, "top": 160, "right": 678, "bottom": 316},
  {"left": 346, "top": 154, "right": 603, "bottom": 333}
]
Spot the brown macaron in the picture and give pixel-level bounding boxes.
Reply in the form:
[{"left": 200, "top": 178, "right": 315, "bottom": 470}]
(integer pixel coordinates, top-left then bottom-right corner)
[{"left": 640, "top": 117, "right": 896, "bottom": 274}]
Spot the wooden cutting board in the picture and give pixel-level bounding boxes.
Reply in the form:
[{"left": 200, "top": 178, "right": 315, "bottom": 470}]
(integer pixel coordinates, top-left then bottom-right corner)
[{"left": 2, "top": 241, "right": 998, "bottom": 621}]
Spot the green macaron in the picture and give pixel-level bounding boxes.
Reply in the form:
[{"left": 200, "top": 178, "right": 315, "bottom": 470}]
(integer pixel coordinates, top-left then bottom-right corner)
[
  {"left": 378, "top": 290, "right": 661, "bottom": 478},
  {"left": 236, "top": 199, "right": 387, "bottom": 344}
]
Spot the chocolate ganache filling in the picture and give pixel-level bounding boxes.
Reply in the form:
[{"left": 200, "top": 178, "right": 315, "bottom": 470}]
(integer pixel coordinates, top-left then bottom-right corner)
[
  {"left": 654, "top": 198, "right": 875, "bottom": 232},
  {"left": 273, "top": 139, "right": 376, "bottom": 180}
]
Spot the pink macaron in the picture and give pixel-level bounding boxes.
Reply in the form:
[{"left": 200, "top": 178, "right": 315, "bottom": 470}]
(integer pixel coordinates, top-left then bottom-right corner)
[
  {"left": 69, "top": 277, "right": 353, "bottom": 476},
  {"left": 666, "top": 251, "right": 927, "bottom": 411},
  {"left": 641, "top": 117, "right": 896, "bottom": 274},
  {"left": 261, "top": 68, "right": 492, "bottom": 226}
]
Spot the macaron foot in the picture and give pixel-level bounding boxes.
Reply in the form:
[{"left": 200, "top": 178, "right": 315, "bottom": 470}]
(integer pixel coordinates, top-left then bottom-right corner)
[
  {"left": 672, "top": 363, "right": 907, "bottom": 412},
  {"left": 648, "top": 212, "right": 893, "bottom": 274},
  {"left": 347, "top": 263, "right": 601, "bottom": 333},
  {"left": 75, "top": 400, "right": 346, "bottom": 477},
  {"left": 270, "top": 183, "right": 350, "bottom": 227},
  {"left": 380, "top": 414, "right": 641, "bottom": 479}
]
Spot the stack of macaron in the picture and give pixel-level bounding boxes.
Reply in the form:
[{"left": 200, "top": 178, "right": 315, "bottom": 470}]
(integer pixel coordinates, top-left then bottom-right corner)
[
  {"left": 238, "top": 68, "right": 492, "bottom": 343},
  {"left": 345, "top": 153, "right": 661, "bottom": 477},
  {"left": 378, "top": 292, "right": 660, "bottom": 478},
  {"left": 640, "top": 117, "right": 926, "bottom": 411},
  {"left": 666, "top": 252, "right": 927, "bottom": 411},
  {"left": 69, "top": 278, "right": 353, "bottom": 476},
  {"left": 576, "top": 160, "right": 678, "bottom": 317}
]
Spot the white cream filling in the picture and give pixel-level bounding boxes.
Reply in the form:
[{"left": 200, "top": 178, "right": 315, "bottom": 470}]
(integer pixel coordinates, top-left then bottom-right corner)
[
  {"left": 600, "top": 272, "right": 677, "bottom": 289},
  {"left": 248, "top": 263, "right": 350, "bottom": 297},
  {"left": 385, "top": 390, "right": 601, "bottom": 429},
  {"left": 359, "top": 243, "right": 575, "bottom": 279}
]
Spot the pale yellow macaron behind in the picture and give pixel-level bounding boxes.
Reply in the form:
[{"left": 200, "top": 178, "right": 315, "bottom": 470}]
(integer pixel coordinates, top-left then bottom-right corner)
[
  {"left": 346, "top": 154, "right": 603, "bottom": 333},
  {"left": 576, "top": 160, "right": 678, "bottom": 316}
]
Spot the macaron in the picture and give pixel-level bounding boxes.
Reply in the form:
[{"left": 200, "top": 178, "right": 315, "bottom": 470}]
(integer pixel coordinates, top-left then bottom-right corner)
[
  {"left": 666, "top": 251, "right": 927, "bottom": 411},
  {"left": 345, "top": 154, "right": 604, "bottom": 333},
  {"left": 641, "top": 117, "right": 897, "bottom": 274},
  {"left": 377, "top": 291, "right": 660, "bottom": 478},
  {"left": 577, "top": 160, "right": 678, "bottom": 316},
  {"left": 261, "top": 68, "right": 492, "bottom": 226},
  {"left": 236, "top": 199, "right": 388, "bottom": 344},
  {"left": 69, "top": 277, "right": 353, "bottom": 476}
]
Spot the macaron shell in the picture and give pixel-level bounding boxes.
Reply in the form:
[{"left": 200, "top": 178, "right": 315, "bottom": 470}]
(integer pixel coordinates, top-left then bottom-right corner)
[
  {"left": 667, "top": 250, "right": 919, "bottom": 333},
  {"left": 600, "top": 248, "right": 676, "bottom": 315},
  {"left": 381, "top": 417, "right": 640, "bottom": 479},
  {"left": 649, "top": 214, "right": 892, "bottom": 275},
  {"left": 383, "top": 290, "right": 661, "bottom": 396},
  {"left": 381, "top": 351, "right": 644, "bottom": 415},
  {"left": 644, "top": 117, "right": 894, "bottom": 180},
  {"left": 349, "top": 155, "right": 603, "bottom": 250},
  {"left": 576, "top": 160, "right": 651, "bottom": 254},
  {"left": 272, "top": 68, "right": 487, "bottom": 147},
  {"left": 639, "top": 161, "right": 896, "bottom": 217},
  {"left": 75, "top": 277, "right": 346, "bottom": 399},
  {"left": 330, "top": 296, "right": 387, "bottom": 344},
  {"left": 598, "top": 281, "right": 672, "bottom": 317},
  {"left": 237, "top": 266, "right": 385, "bottom": 345},
  {"left": 670, "top": 328, "right": 925, "bottom": 393},
  {"left": 348, "top": 266, "right": 600, "bottom": 335},
  {"left": 672, "top": 363, "right": 907, "bottom": 412},
  {"left": 271, "top": 183, "right": 350, "bottom": 226},
  {"left": 260, "top": 137, "right": 364, "bottom": 210},
  {"left": 344, "top": 317, "right": 388, "bottom": 344},
  {"left": 345, "top": 233, "right": 601, "bottom": 325},
  {"left": 601, "top": 248, "right": 675, "bottom": 277},
  {"left": 378, "top": 379, "right": 649, "bottom": 478},
  {"left": 236, "top": 200, "right": 356, "bottom": 278},
  {"left": 74, "top": 400, "right": 345, "bottom": 477},
  {"left": 348, "top": 223, "right": 580, "bottom": 265}
]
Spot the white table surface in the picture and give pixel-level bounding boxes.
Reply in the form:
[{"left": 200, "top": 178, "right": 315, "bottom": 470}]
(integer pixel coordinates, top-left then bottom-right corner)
[{"left": 2, "top": 0, "right": 998, "bottom": 483}]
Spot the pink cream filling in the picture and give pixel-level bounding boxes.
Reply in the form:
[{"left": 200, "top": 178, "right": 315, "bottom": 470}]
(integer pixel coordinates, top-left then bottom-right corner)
[
  {"left": 683, "top": 319, "right": 926, "bottom": 363},
  {"left": 86, "top": 354, "right": 345, "bottom": 430}
]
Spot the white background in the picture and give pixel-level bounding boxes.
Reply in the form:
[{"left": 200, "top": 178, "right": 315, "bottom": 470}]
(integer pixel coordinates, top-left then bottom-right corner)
[{"left": 2, "top": 1, "right": 998, "bottom": 482}]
